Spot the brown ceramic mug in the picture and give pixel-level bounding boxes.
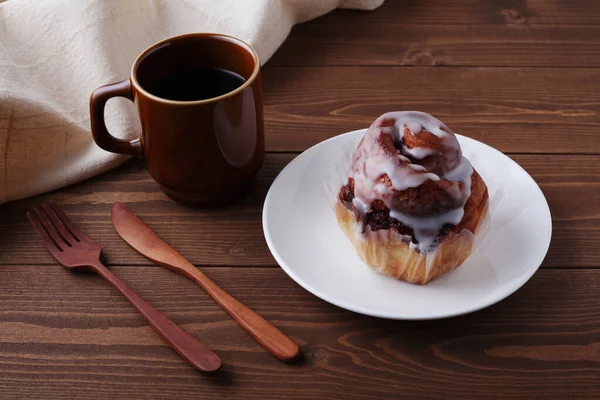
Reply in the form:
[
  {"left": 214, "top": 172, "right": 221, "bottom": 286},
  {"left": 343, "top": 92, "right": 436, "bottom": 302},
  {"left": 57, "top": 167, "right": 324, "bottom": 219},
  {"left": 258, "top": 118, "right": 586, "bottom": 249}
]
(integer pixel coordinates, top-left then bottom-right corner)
[{"left": 90, "top": 33, "right": 264, "bottom": 207}]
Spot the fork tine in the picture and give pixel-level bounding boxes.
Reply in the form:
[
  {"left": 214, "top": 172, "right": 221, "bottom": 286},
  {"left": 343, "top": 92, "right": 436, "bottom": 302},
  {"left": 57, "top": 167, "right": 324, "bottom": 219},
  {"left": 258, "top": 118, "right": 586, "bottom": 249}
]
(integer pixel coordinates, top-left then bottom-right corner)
[
  {"left": 27, "top": 210, "right": 64, "bottom": 258},
  {"left": 33, "top": 206, "right": 70, "bottom": 249},
  {"left": 42, "top": 203, "right": 76, "bottom": 245},
  {"left": 48, "top": 200, "right": 92, "bottom": 243}
]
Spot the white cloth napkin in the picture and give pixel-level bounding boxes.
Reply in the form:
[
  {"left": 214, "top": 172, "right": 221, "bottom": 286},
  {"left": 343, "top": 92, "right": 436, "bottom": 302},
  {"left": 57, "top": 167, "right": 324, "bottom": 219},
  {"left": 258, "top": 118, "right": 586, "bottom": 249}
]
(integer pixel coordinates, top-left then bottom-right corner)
[{"left": 0, "top": 0, "right": 383, "bottom": 203}]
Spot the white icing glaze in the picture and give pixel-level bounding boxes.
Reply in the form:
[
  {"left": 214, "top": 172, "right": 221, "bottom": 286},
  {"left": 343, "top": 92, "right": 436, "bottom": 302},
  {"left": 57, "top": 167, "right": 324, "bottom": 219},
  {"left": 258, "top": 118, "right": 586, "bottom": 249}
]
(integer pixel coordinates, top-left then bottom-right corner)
[
  {"left": 390, "top": 208, "right": 465, "bottom": 252},
  {"left": 402, "top": 146, "right": 439, "bottom": 160},
  {"left": 349, "top": 111, "right": 474, "bottom": 253}
]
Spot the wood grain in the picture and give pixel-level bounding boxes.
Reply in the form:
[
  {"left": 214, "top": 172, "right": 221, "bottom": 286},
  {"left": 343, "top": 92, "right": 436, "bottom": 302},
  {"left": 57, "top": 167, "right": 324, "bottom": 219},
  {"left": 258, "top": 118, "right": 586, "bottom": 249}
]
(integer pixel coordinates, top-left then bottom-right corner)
[
  {"left": 270, "top": 24, "right": 600, "bottom": 67},
  {"left": 1, "top": 154, "right": 598, "bottom": 268},
  {"left": 0, "top": 266, "right": 598, "bottom": 400},
  {"left": 262, "top": 66, "right": 600, "bottom": 153},
  {"left": 318, "top": 0, "right": 600, "bottom": 26}
]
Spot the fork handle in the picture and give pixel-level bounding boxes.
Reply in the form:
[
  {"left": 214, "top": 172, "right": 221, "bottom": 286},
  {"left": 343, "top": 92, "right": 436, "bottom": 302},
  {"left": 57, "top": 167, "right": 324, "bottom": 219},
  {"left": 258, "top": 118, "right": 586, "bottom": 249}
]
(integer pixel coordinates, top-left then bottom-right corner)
[{"left": 90, "top": 261, "right": 221, "bottom": 372}]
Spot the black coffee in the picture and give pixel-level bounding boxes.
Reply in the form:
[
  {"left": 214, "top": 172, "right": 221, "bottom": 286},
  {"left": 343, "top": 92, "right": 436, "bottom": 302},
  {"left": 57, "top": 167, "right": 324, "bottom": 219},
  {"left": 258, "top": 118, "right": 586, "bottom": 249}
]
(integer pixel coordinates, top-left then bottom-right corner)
[{"left": 148, "top": 68, "right": 246, "bottom": 101}]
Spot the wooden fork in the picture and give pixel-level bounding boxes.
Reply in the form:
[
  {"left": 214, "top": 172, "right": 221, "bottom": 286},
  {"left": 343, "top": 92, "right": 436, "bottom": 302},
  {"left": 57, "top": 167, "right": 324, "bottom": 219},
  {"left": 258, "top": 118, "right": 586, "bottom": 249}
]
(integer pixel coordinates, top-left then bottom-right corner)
[{"left": 27, "top": 200, "right": 222, "bottom": 372}]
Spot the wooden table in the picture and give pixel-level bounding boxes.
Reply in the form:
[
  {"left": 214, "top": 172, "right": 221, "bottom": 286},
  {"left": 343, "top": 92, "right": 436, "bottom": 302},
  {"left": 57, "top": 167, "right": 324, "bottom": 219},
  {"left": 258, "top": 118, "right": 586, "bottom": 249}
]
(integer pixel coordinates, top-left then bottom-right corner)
[{"left": 2, "top": 1, "right": 599, "bottom": 398}]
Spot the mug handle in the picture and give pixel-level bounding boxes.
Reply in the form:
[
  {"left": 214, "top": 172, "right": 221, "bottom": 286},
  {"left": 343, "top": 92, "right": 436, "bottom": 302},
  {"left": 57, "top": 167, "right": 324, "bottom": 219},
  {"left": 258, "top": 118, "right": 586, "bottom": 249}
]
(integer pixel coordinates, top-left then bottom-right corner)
[{"left": 90, "top": 79, "right": 142, "bottom": 156}]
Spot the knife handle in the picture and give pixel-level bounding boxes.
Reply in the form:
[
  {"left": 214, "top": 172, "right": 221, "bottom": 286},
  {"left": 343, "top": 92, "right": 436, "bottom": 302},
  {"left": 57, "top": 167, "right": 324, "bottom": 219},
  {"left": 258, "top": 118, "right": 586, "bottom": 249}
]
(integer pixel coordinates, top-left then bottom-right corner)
[{"left": 183, "top": 266, "right": 300, "bottom": 362}]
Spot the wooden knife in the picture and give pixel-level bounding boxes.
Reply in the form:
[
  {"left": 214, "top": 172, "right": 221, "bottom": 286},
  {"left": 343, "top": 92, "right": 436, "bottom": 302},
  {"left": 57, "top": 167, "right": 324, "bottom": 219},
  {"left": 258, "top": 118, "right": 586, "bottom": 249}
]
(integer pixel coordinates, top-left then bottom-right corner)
[{"left": 110, "top": 202, "right": 300, "bottom": 363}]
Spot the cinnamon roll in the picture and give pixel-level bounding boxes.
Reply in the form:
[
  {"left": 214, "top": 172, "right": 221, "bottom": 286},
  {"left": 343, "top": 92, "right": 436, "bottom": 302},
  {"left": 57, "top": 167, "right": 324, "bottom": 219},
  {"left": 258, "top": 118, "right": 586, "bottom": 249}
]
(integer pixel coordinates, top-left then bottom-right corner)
[{"left": 336, "top": 111, "right": 489, "bottom": 284}]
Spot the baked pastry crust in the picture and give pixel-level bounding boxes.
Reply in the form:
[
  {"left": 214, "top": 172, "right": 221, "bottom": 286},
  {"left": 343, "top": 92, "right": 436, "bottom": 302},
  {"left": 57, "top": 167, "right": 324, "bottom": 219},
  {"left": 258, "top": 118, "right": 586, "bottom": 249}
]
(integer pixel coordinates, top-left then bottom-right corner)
[
  {"left": 336, "top": 112, "right": 489, "bottom": 284},
  {"left": 336, "top": 173, "right": 488, "bottom": 284}
]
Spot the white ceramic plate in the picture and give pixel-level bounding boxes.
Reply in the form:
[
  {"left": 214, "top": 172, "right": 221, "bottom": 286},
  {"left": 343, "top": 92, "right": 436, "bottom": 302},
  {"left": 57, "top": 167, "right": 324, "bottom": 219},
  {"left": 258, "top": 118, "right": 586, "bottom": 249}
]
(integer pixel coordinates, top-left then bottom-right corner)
[{"left": 263, "top": 129, "right": 552, "bottom": 320}]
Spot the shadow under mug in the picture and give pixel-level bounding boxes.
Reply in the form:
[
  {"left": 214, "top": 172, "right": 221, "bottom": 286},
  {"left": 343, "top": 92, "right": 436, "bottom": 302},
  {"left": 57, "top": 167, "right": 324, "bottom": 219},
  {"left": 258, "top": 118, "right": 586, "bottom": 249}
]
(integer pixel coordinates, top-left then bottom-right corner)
[{"left": 90, "top": 33, "right": 265, "bottom": 207}]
